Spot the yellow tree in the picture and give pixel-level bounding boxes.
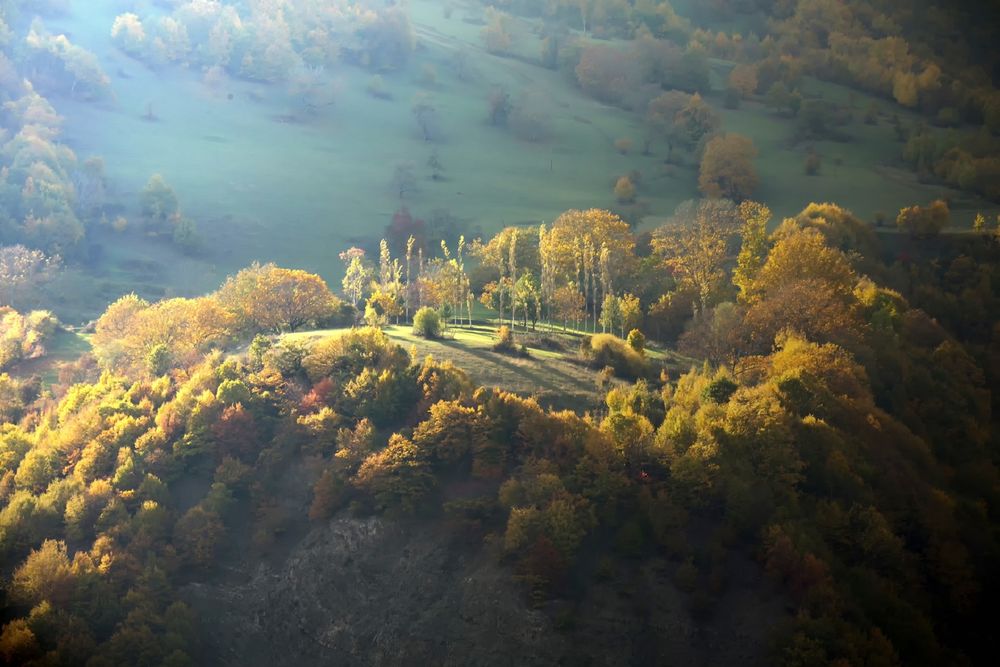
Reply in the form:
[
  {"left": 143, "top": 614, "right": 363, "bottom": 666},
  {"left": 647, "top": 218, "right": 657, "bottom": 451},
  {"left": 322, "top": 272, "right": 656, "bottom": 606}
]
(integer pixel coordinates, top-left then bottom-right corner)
[
  {"left": 217, "top": 263, "right": 340, "bottom": 333},
  {"left": 698, "top": 133, "right": 758, "bottom": 201},
  {"left": 652, "top": 199, "right": 740, "bottom": 314},
  {"left": 732, "top": 201, "right": 772, "bottom": 302}
]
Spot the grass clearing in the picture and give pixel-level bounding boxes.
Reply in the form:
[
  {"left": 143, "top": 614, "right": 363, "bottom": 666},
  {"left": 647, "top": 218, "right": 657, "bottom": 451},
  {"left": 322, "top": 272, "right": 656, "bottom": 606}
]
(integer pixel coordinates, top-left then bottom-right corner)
[{"left": 287, "top": 321, "right": 694, "bottom": 412}]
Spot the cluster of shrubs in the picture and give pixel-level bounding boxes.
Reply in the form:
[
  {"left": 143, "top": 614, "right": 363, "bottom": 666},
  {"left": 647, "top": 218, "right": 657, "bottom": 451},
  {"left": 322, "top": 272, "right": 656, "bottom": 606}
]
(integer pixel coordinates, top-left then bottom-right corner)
[
  {"left": 492, "top": 325, "right": 530, "bottom": 357},
  {"left": 580, "top": 333, "right": 649, "bottom": 380}
]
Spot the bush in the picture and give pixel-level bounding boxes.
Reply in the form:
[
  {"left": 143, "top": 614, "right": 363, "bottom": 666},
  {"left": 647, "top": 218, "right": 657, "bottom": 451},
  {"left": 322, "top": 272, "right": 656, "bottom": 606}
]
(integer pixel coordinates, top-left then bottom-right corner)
[
  {"left": 412, "top": 307, "right": 442, "bottom": 339},
  {"left": 581, "top": 334, "right": 649, "bottom": 379},
  {"left": 626, "top": 329, "right": 645, "bottom": 354},
  {"left": 492, "top": 325, "right": 529, "bottom": 357},
  {"left": 493, "top": 325, "right": 515, "bottom": 352}
]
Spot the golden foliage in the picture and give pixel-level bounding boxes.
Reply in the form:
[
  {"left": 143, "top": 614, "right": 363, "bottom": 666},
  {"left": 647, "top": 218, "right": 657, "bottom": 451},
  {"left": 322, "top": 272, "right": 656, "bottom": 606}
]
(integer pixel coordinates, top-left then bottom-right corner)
[{"left": 698, "top": 133, "right": 758, "bottom": 201}]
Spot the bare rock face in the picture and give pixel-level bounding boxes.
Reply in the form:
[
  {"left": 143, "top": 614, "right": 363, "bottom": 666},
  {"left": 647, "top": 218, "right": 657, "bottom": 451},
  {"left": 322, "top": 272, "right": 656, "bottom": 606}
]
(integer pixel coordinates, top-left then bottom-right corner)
[{"left": 183, "top": 517, "right": 565, "bottom": 667}]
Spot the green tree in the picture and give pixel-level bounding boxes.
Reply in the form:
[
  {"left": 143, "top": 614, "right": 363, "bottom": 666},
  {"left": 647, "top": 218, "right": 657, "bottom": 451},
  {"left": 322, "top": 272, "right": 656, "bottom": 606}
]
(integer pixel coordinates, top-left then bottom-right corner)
[
  {"left": 599, "top": 294, "right": 621, "bottom": 334},
  {"left": 139, "top": 174, "right": 179, "bottom": 230}
]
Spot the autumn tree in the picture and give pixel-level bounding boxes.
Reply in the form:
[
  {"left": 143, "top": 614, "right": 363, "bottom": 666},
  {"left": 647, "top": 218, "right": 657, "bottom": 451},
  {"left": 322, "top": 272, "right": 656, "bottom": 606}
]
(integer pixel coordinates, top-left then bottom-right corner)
[
  {"left": 699, "top": 134, "right": 758, "bottom": 201},
  {"left": 646, "top": 91, "right": 719, "bottom": 159},
  {"left": 551, "top": 283, "right": 586, "bottom": 330},
  {"left": 733, "top": 201, "right": 772, "bottom": 303},
  {"left": 575, "top": 44, "right": 641, "bottom": 106},
  {"left": 618, "top": 293, "right": 642, "bottom": 338},
  {"left": 412, "top": 306, "right": 441, "bottom": 339},
  {"left": 0, "top": 246, "right": 59, "bottom": 308},
  {"left": 741, "top": 223, "right": 863, "bottom": 353},
  {"left": 728, "top": 63, "right": 759, "bottom": 98},
  {"left": 339, "top": 247, "right": 373, "bottom": 308},
  {"left": 896, "top": 200, "right": 950, "bottom": 238},
  {"left": 653, "top": 199, "right": 740, "bottom": 313},
  {"left": 216, "top": 263, "right": 342, "bottom": 333}
]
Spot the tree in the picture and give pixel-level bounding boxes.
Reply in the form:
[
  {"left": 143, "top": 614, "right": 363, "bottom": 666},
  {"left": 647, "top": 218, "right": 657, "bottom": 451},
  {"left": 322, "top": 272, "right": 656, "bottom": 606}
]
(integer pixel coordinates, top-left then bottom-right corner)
[
  {"left": 0, "top": 619, "right": 40, "bottom": 665},
  {"left": 896, "top": 200, "right": 950, "bottom": 238},
  {"left": 0, "top": 246, "right": 60, "bottom": 307},
  {"left": 552, "top": 283, "right": 586, "bottom": 330},
  {"left": 733, "top": 201, "right": 772, "bottom": 302},
  {"left": 646, "top": 91, "right": 719, "bottom": 159},
  {"left": 481, "top": 8, "right": 511, "bottom": 55},
  {"left": 653, "top": 200, "right": 740, "bottom": 313},
  {"left": 699, "top": 134, "right": 758, "bottom": 201},
  {"left": 217, "top": 263, "right": 340, "bottom": 333},
  {"left": 618, "top": 293, "right": 642, "bottom": 338},
  {"left": 174, "top": 505, "right": 225, "bottom": 567},
  {"left": 614, "top": 176, "right": 636, "bottom": 203},
  {"left": 139, "top": 174, "right": 179, "bottom": 231},
  {"left": 765, "top": 81, "right": 796, "bottom": 115},
  {"left": 599, "top": 294, "right": 621, "bottom": 334},
  {"left": 575, "top": 44, "right": 642, "bottom": 106},
  {"left": 487, "top": 86, "right": 512, "bottom": 125},
  {"left": 10, "top": 539, "right": 74, "bottom": 606},
  {"left": 673, "top": 93, "right": 720, "bottom": 149},
  {"left": 752, "top": 225, "right": 856, "bottom": 302},
  {"left": 412, "top": 306, "right": 441, "bottom": 339},
  {"left": 340, "top": 248, "right": 373, "bottom": 308},
  {"left": 513, "top": 273, "right": 541, "bottom": 329}
]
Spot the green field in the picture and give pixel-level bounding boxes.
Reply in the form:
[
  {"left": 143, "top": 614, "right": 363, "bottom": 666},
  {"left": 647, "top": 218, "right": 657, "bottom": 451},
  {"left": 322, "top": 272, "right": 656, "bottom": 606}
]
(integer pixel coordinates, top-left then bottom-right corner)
[
  {"left": 285, "top": 322, "right": 687, "bottom": 412},
  {"left": 40, "top": 0, "right": 998, "bottom": 323}
]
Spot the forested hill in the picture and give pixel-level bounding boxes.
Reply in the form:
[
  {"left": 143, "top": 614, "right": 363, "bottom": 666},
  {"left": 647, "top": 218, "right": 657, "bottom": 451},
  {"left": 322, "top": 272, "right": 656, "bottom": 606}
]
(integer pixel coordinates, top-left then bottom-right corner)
[{"left": 2, "top": 201, "right": 998, "bottom": 665}]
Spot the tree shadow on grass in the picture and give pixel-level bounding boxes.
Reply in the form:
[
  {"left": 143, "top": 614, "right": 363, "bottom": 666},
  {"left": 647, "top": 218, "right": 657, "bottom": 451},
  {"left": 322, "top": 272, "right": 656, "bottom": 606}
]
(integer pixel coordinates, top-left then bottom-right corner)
[{"left": 434, "top": 337, "right": 579, "bottom": 396}]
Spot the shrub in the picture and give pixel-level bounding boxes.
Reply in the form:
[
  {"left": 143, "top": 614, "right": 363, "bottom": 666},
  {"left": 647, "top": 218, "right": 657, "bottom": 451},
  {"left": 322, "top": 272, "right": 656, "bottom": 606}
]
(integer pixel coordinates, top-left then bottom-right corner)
[
  {"left": 493, "top": 326, "right": 530, "bottom": 357},
  {"left": 626, "top": 329, "right": 645, "bottom": 354},
  {"left": 412, "top": 307, "right": 442, "bottom": 339},
  {"left": 582, "top": 334, "right": 649, "bottom": 379},
  {"left": 614, "top": 137, "right": 633, "bottom": 154}
]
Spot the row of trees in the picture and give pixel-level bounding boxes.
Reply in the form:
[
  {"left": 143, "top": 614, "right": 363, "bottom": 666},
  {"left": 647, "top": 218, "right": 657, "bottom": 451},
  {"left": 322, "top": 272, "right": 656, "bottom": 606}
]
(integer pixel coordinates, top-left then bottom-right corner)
[{"left": 349, "top": 201, "right": 774, "bottom": 339}]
